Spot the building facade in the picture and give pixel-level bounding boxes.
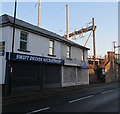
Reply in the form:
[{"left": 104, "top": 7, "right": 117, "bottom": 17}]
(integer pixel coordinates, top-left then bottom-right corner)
[
  {"left": 88, "top": 52, "right": 119, "bottom": 83},
  {"left": 0, "top": 14, "right": 89, "bottom": 94}
]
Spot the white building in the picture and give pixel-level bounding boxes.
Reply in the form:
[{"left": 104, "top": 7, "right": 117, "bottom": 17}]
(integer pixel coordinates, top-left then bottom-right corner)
[{"left": 0, "top": 14, "right": 89, "bottom": 94}]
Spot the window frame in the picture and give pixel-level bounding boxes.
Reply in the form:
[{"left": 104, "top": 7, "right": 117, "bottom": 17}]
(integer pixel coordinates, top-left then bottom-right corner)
[
  {"left": 67, "top": 45, "right": 71, "bottom": 59},
  {"left": 49, "top": 40, "right": 54, "bottom": 56},
  {"left": 19, "top": 31, "right": 28, "bottom": 51},
  {"left": 82, "top": 50, "right": 85, "bottom": 61}
]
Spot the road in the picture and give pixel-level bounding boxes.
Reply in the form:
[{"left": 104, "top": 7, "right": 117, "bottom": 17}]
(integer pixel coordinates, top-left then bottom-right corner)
[{"left": 3, "top": 82, "right": 119, "bottom": 113}]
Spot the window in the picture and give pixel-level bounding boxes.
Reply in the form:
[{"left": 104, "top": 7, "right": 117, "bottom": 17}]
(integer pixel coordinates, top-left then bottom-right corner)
[
  {"left": 82, "top": 50, "right": 85, "bottom": 61},
  {"left": 49, "top": 40, "right": 54, "bottom": 55},
  {"left": 20, "top": 31, "right": 28, "bottom": 50},
  {"left": 67, "top": 46, "right": 71, "bottom": 58}
]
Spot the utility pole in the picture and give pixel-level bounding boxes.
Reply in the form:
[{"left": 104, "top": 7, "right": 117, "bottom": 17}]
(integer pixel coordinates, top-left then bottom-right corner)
[
  {"left": 92, "top": 17, "right": 96, "bottom": 59},
  {"left": 12, "top": 0, "right": 17, "bottom": 54},
  {"left": 38, "top": 0, "right": 41, "bottom": 27},
  {"left": 8, "top": 0, "right": 17, "bottom": 95},
  {"left": 66, "top": 4, "right": 69, "bottom": 39}
]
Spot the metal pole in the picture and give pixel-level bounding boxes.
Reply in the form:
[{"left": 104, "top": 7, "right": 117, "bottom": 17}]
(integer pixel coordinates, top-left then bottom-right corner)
[
  {"left": 8, "top": 0, "right": 17, "bottom": 95},
  {"left": 92, "top": 18, "right": 96, "bottom": 59},
  {"left": 84, "top": 31, "right": 92, "bottom": 47},
  {"left": 12, "top": 0, "right": 17, "bottom": 54},
  {"left": 113, "top": 41, "right": 116, "bottom": 53},
  {"left": 66, "top": 4, "right": 69, "bottom": 39},
  {"left": 38, "top": 0, "right": 41, "bottom": 27}
]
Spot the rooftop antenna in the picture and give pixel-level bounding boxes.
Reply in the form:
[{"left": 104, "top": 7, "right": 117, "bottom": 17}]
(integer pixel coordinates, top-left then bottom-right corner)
[{"left": 38, "top": 0, "right": 41, "bottom": 27}]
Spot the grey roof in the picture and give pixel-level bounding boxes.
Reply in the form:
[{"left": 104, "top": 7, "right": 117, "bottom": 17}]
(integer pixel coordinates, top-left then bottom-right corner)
[{"left": 0, "top": 14, "right": 90, "bottom": 50}]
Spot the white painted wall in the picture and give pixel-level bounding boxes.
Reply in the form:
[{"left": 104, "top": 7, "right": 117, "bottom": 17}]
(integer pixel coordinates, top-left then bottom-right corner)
[
  {"left": 0, "top": 25, "right": 2, "bottom": 84},
  {"left": 1, "top": 25, "right": 89, "bottom": 84},
  {"left": 0, "top": 26, "right": 12, "bottom": 84},
  {"left": 11, "top": 28, "right": 62, "bottom": 59},
  {"left": 54, "top": 41, "right": 61, "bottom": 59},
  {"left": 61, "top": 43, "right": 88, "bottom": 66}
]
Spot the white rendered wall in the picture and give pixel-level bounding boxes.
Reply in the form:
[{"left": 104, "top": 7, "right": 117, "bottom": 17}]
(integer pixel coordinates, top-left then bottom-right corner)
[
  {"left": 12, "top": 28, "right": 62, "bottom": 59},
  {"left": 1, "top": 25, "right": 89, "bottom": 84},
  {"left": 61, "top": 43, "right": 88, "bottom": 66},
  {"left": 0, "top": 26, "right": 12, "bottom": 84},
  {"left": 0, "top": 26, "right": 2, "bottom": 84}
]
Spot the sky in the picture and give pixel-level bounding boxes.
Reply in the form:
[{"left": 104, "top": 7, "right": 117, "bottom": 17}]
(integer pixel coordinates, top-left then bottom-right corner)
[{"left": 1, "top": 1, "right": 118, "bottom": 57}]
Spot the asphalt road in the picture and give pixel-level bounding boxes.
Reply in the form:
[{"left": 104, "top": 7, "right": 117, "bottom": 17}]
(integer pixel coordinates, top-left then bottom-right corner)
[{"left": 3, "top": 82, "right": 119, "bottom": 113}]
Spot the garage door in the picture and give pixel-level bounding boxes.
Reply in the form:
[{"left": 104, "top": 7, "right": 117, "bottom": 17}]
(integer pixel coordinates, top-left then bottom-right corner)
[
  {"left": 77, "top": 67, "right": 89, "bottom": 85},
  {"left": 63, "top": 66, "right": 76, "bottom": 85}
]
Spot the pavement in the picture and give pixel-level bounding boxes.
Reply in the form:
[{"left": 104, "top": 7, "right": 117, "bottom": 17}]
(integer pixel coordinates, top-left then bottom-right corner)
[{"left": 2, "top": 82, "right": 119, "bottom": 105}]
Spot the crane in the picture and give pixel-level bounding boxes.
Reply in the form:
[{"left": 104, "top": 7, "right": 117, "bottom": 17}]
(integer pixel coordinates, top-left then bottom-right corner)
[{"left": 63, "top": 18, "right": 97, "bottom": 59}]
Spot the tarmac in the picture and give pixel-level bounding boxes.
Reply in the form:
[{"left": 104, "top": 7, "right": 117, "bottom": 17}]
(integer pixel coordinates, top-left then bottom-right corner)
[{"left": 2, "top": 82, "right": 118, "bottom": 106}]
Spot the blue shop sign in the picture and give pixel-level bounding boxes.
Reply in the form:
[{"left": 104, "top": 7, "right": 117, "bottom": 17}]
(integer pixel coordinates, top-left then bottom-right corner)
[
  {"left": 6, "top": 52, "right": 64, "bottom": 65},
  {"left": 80, "top": 63, "right": 89, "bottom": 69}
]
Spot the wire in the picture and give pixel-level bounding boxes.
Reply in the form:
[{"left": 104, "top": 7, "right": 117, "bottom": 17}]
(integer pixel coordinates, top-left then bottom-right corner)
[
  {"left": 45, "top": 7, "right": 65, "bottom": 22},
  {"left": 22, "top": 3, "right": 38, "bottom": 18}
]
